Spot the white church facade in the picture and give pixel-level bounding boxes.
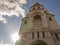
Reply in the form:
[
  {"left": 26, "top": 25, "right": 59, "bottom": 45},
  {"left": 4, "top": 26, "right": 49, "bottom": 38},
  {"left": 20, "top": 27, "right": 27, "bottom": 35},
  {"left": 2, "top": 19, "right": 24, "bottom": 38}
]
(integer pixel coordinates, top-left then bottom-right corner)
[{"left": 16, "top": 2, "right": 60, "bottom": 45}]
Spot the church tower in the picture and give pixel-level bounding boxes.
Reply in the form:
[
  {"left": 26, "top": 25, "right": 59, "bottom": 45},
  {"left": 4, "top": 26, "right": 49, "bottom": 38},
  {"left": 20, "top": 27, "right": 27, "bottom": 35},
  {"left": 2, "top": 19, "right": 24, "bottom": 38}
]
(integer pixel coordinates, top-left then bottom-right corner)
[{"left": 16, "top": 2, "right": 60, "bottom": 45}]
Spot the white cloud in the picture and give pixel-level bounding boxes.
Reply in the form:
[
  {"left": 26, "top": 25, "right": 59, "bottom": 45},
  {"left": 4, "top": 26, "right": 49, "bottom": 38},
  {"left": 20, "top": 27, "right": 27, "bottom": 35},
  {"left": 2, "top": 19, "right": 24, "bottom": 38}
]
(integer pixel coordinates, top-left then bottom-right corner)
[
  {"left": 0, "top": 15, "right": 7, "bottom": 23},
  {"left": 0, "top": 42, "right": 12, "bottom": 45},
  {"left": 0, "top": 40, "right": 15, "bottom": 45},
  {"left": 0, "top": 0, "right": 27, "bottom": 23}
]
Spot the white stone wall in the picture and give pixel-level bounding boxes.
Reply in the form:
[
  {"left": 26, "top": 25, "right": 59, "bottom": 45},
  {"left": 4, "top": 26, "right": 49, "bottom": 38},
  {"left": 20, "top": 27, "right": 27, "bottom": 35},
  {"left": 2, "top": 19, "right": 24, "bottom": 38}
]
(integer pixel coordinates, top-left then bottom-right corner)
[
  {"left": 18, "top": 2, "right": 60, "bottom": 45},
  {"left": 20, "top": 30, "right": 55, "bottom": 45}
]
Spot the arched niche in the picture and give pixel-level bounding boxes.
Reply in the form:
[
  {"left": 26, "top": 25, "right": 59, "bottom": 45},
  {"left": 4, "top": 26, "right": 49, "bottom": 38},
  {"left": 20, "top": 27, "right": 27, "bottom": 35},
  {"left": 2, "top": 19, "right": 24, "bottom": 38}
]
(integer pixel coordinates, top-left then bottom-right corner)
[
  {"left": 34, "top": 15, "right": 41, "bottom": 20},
  {"left": 31, "top": 40, "right": 48, "bottom": 45}
]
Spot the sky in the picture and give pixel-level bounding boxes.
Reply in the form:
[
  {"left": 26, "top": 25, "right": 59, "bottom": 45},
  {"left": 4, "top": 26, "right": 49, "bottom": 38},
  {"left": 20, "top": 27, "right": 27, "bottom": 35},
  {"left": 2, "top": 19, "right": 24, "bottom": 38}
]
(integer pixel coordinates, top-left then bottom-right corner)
[{"left": 0, "top": 0, "right": 60, "bottom": 45}]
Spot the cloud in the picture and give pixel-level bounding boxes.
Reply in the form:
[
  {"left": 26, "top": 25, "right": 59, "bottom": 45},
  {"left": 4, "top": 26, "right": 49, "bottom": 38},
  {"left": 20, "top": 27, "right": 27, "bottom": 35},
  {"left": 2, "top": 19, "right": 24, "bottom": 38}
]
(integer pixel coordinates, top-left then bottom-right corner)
[
  {"left": 0, "top": 43, "right": 11, "bottom": 45},
  {"left": 0, "top": 41, "right": 12, "bottom": 45},
  {"left": 0, "top": 0, "right": 27, "bottom": 23},
  {"left": 0, "top": 40, "right": 14, "bottom": 45},
  {"left": 0, "top": 15, "right": 7, "bottom": 23}
]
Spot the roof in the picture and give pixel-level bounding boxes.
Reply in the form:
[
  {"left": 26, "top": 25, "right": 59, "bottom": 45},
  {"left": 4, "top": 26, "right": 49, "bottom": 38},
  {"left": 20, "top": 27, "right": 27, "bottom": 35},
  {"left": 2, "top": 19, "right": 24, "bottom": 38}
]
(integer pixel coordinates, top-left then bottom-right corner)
[{"left": 30, "top": 2, "right": 43, "bottom": 8}]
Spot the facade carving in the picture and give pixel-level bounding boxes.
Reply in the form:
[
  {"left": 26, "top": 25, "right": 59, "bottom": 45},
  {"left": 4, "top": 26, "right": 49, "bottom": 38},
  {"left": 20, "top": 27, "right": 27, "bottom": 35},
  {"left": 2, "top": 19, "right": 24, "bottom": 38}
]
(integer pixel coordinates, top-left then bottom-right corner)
[{"left": 16, "top": 2, "right": 60, "bottom": 45}]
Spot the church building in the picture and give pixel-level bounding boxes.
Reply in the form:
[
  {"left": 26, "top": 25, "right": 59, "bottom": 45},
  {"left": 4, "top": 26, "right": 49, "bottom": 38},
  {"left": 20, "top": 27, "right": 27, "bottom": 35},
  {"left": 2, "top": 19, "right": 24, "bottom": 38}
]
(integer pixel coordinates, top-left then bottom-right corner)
[{"left": 16, "top": 2, "right": 60, "bottom": 45}]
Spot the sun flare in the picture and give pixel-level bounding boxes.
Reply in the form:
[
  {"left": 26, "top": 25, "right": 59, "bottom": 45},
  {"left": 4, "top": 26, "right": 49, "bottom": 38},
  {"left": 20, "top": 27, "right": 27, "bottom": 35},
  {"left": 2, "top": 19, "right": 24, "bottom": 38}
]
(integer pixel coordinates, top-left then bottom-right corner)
[{"left": 11, "top": 32, "right": 19, "bottom": 42}]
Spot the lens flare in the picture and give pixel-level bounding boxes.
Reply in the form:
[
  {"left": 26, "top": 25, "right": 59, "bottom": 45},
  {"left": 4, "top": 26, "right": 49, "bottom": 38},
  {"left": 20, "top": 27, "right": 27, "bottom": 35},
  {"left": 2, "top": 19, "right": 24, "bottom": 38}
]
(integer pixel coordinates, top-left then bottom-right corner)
[{"left": 11, "top": 32, "right": 19, "bottom": 42}]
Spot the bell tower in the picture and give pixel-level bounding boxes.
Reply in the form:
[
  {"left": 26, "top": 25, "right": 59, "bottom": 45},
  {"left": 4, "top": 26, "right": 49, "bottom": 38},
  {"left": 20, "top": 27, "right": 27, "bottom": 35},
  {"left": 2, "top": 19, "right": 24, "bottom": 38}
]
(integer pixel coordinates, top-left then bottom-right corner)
[{"left": 16, "top": 2, "right": 60, "bottom": 45}]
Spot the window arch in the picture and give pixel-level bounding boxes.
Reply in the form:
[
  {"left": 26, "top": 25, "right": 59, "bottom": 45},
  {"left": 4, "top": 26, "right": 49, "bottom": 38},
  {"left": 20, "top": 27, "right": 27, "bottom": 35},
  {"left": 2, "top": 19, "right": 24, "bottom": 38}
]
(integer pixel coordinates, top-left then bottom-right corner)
[
  {"left": 33, "top": 7, "right": 35, "bottom": 10},
  {"left": 31, "top": 40, "right": 48, "bottom": 45},
  {"left": 49, "top": 17, "right": 52, "bottom": 21},
  {"left": 34, "top": 15, "right": 41, "bottom": 20},
  {"left": 38, "top": 7, "right": 40, "bottom": 9},
  {"left": 24, "top": 20, "right": 27, "bottom": 24}
]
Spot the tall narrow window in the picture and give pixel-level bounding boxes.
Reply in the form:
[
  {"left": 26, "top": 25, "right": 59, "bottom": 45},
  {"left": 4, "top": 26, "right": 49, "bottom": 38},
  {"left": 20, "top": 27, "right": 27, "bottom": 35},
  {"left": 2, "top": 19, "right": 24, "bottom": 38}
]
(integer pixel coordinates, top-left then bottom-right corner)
[
  {"left": 32, "top": 32, "right": 34, "bottom": 39},
  {"left": 55, "top": 33, "right": 59, "bottom": 40},
  {"left": 37, "top": 32, "right": 39, "bottom": 38},
  {"left": 42, "top": 31, "right": 45, "bottom": 38}
]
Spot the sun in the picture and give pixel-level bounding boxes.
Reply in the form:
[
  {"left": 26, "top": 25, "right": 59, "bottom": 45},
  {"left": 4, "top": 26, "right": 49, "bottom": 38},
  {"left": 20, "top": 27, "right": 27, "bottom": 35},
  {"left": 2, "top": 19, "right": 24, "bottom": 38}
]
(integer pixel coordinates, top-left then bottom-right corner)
[{"left": 11, "top": 32, "right": 19, "bottom": 42}]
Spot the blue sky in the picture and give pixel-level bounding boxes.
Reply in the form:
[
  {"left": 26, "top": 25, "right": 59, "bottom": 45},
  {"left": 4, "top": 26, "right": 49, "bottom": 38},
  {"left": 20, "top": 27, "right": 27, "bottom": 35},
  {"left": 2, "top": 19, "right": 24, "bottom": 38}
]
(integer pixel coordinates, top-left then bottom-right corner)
[{"left": 0, "top": 0, "right": 60, "bottom": 45}]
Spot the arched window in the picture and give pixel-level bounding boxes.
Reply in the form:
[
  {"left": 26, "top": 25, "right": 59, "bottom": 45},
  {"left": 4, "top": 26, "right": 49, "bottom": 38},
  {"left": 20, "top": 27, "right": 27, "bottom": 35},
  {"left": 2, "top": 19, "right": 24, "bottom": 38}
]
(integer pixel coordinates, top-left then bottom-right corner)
[
  {"left": 24, "top": 20, "right": 27, "bottom": 24},
  {"left": 33, "top": 15, "right": 42, "bottom": 29},
  {"left": 34, "top": 15, "right": 41, "bottom": 20},
  {"left": 33, "top": 8, "right": 35, "bottom": 10},
  {"left": 38, "top": 7, "right": 40, "bottom": 9},
  {"left": 49, "top": 17, "right": 52, "bottom": 21}
]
